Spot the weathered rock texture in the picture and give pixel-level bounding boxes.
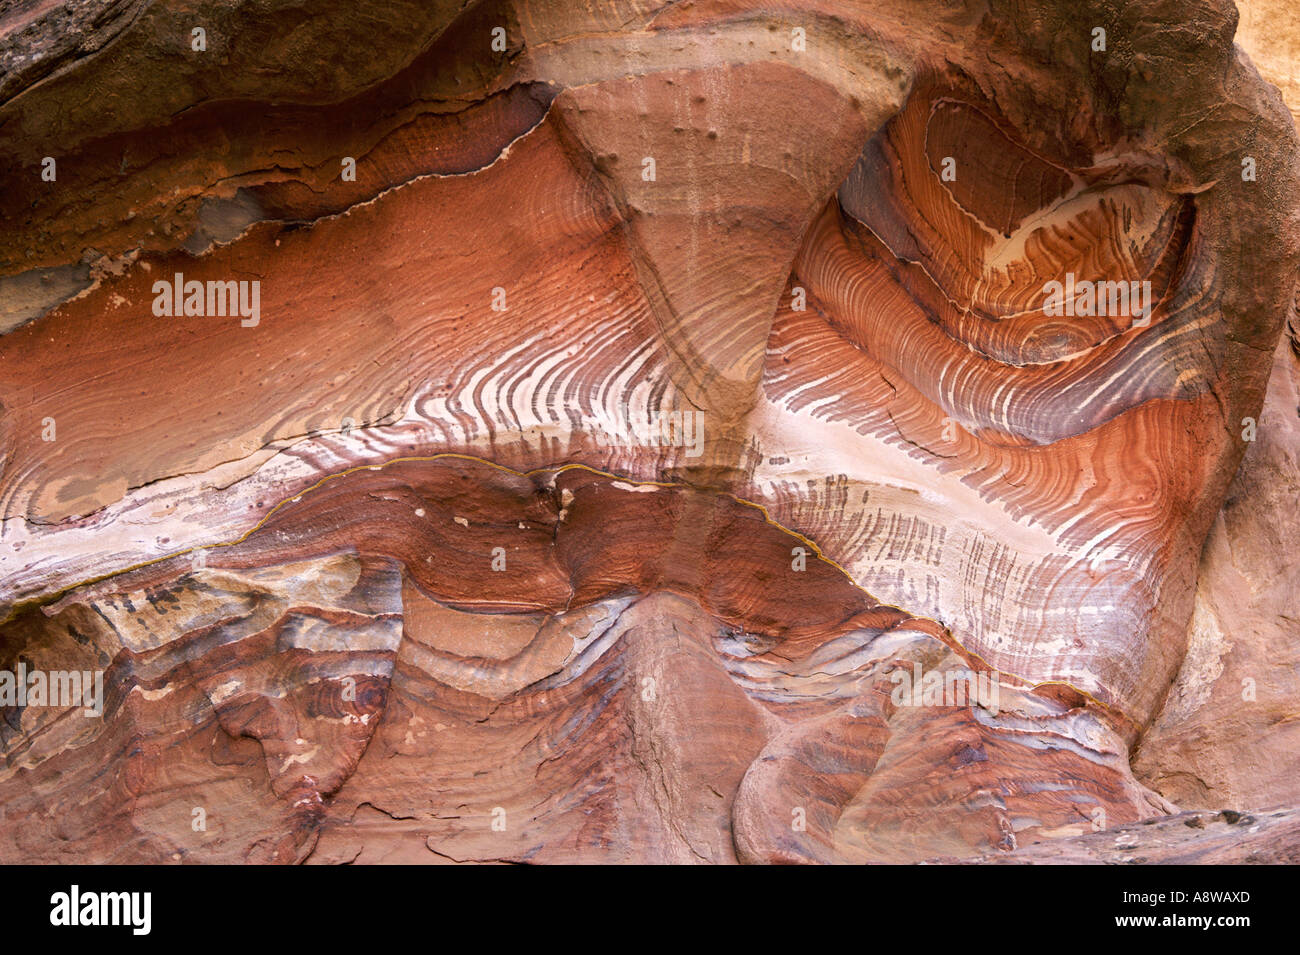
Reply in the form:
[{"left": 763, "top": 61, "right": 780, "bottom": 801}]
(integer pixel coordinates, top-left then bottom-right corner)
[
  {"left": 0, "top": 0, "right": 1297, "bottom": 863},
  {"left": 1129, "top": 0, "right": 1300, "bottom": 818}
]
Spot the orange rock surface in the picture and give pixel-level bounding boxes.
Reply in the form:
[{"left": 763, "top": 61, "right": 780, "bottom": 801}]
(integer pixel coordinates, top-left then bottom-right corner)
[{"left": 0, "top": 0, "right": 1297, "bottom": 863}]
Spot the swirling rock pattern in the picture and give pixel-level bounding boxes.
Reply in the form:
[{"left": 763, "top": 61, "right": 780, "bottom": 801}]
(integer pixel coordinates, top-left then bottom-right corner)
[{"left": 0, "top": 0, "right": 1297, "bottom": 863}]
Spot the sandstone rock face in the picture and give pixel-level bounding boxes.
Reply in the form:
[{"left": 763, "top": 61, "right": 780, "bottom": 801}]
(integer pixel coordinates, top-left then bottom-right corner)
[
  {"left": 1132, "top": 0, "right": 1300, "bottom": 819},
  {"left": 0, "top": 0, "right": 1297, "bottom": 864}
]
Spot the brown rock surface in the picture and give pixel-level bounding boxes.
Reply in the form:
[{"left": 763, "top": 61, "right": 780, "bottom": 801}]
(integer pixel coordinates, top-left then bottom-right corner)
[
  {"left": 1127, "top": 0, "right": 1300, "bottom": 818},
  {"left": 0, "top": 0, "right": 1298, "bottom": 864},
  {"left": 939, "top": 806, "right": 1300, "bottom": 864}
]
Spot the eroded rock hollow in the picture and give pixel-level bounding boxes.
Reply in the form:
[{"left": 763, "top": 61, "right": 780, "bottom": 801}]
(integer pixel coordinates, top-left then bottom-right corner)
[{"left": 1, "top": 0, "right": 1298, "bottom": 864}]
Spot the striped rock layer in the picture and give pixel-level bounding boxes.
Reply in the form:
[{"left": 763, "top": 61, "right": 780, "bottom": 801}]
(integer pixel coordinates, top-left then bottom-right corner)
[{"left": 0, "top": 0, "right": 1297, "bottom": 862}]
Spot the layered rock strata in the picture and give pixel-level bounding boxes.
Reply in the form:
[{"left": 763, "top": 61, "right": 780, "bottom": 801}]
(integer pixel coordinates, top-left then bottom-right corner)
[{"left": 1, "top": 0, "right": 1297, "bottom": 863}]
